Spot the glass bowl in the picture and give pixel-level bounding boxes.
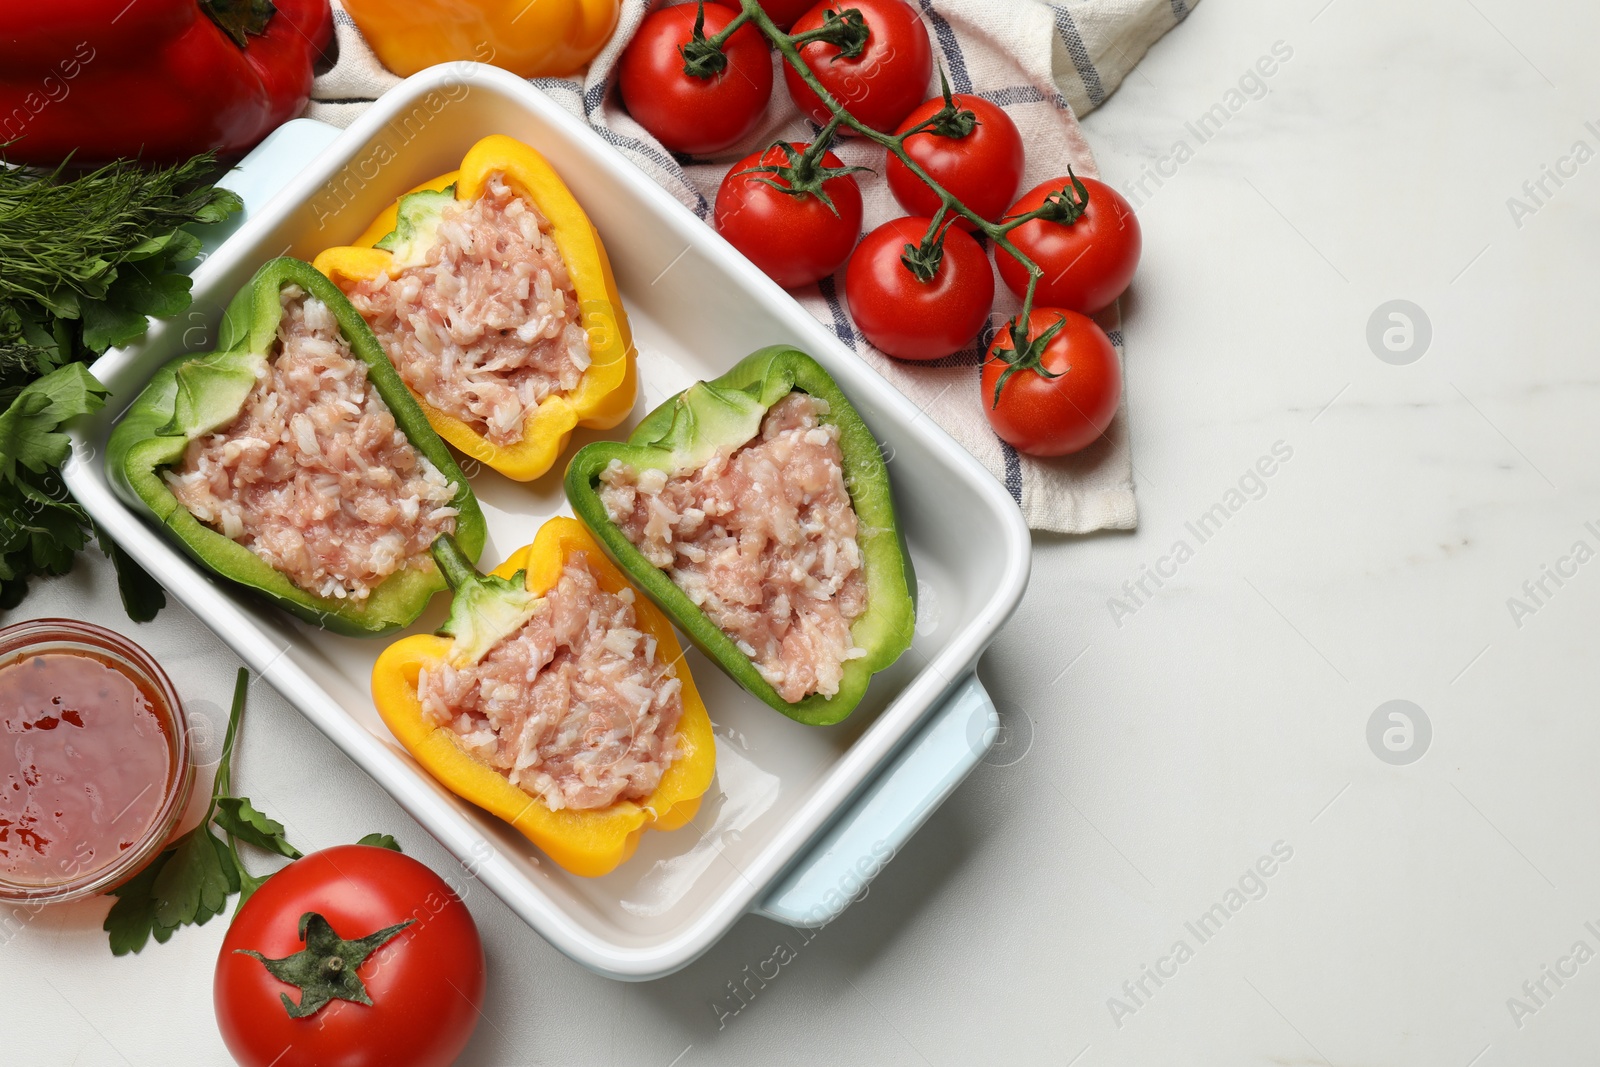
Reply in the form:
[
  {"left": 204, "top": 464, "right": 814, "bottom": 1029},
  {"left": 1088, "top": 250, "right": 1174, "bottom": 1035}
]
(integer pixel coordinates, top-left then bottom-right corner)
[{"left": 0, "top": 618, "right": 194, "bottom": 905}]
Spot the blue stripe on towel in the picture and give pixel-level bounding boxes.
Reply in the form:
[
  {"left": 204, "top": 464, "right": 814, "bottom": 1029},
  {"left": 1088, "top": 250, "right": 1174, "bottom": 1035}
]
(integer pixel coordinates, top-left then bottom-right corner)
[
  {"left": 979, "top": 84, "right": 1072, "bottom": 113},
  {"left": 817, "top": 276, "right": 858, "bottom": 349},
  {"left": 916, "top": 0, "right": 974, "bottom": 93},
  {"left": 1002, "top": 441, "right": 1023, "bottom": 504},
  {"left": 1051, "top": 5, "right": 1106, "bottom": 107}
]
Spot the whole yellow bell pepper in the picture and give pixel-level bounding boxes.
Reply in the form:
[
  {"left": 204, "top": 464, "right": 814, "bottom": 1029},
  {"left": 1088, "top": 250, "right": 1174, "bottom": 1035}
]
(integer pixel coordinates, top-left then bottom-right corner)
[
  {"left": 341, "top": 0, "right": 620, "bottom": 79},
  {"left": 314, "top": 134, "right": 636, "bottom": 482},
  {"left": 371, "top": 517, "right": 716, "bottom": 877}
]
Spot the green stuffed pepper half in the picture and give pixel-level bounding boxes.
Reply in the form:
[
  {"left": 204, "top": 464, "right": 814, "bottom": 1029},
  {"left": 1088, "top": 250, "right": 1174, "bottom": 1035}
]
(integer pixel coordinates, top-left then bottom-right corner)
[
  {"left": 565, "top": 346, "right": 914, "bottom": 726},
  {"left": 108, "top": 257, "right": 486, "bottom": 636}
]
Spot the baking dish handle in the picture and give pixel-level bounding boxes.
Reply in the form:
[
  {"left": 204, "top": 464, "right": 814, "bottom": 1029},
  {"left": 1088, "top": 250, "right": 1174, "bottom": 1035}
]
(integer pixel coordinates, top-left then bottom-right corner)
[{"left": 751, "top": 671, "right": 998, "bottom": 928}]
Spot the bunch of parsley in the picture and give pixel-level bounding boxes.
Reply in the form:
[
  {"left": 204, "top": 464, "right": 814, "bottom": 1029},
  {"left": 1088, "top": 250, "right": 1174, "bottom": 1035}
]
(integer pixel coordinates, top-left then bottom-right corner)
[{"left": 0, "top": 153, "right": 242, "bottom": 619}]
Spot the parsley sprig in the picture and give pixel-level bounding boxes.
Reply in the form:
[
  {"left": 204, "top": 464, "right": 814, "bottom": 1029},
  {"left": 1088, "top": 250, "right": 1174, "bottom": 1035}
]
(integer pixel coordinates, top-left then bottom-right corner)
[
  {"left": 0, "top": 152, "right": 243, "bottom": 619},
  {"left": 104, "top": 669, "right": 400, "bottom": 955}
]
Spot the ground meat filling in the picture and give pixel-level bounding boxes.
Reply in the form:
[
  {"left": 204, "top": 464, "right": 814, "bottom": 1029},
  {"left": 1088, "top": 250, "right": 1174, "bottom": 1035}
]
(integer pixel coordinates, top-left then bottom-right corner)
[
  {"left": 417, "top": 553, "right": 685, "bottom": 812},
  {"left": 165, "top": 286, "right": 459, "bottom": 602},
  {"left": 599, "top": 392, "right": 868, "bottom": 703},
  {"left": 345, "top": 174, "right": 591, "bottom": 447}
]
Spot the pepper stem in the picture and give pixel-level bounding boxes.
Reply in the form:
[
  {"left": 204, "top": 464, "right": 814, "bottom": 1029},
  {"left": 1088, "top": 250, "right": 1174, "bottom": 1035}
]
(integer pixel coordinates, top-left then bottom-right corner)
[
  {"left": 430, "top": 534, "right": 478, "bottom": 593},
  {"left": 201, "top": 0, "right": 277, "bottom": 49},
  {"left": 431, "top": 539, "right": 545, "bottom": 665}
]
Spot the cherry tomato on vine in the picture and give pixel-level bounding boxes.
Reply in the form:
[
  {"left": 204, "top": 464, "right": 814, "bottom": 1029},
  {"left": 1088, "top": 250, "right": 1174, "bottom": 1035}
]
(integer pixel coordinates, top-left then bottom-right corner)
[
  {"left": 619, "top": 2, "right": 773, "bottom": 156},
  {"left": 714, "top": 141, "right": 864, "bottom": 289},
  {"left": 214, "top": 845, "right": 485, "bottom": 1067},
  {"left": 755, "top": 0, "right": 816, "bottom": 31},
  {"left": 886, "top": 93, "right": 1025, "bottom": 227},
  {"left": 784, "top": 0, "right": 933, "bottom": 134},
  {"left": 997, "top": 174, "right": 1142, "bottom": 314},
  {"left": 982, "top": 308, "right": 1121, "bottom": 457},
  {"left": 845, "top": 217, "right": 995, "bottom": 361}
]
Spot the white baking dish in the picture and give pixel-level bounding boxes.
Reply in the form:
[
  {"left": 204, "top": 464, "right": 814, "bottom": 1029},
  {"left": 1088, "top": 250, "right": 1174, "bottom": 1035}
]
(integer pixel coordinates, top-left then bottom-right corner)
[{"left": 63, "top": 66, "right": 1030, "bottom": 980}]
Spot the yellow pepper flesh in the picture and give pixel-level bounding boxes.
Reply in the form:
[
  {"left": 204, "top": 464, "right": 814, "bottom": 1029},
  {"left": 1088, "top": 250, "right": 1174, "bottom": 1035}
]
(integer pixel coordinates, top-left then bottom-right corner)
[
  {"left": 371, "top": 517, "right": 716, "bottom": 877},
  {"left": 340, "top": 0, "right": 620, "bottom": 79},
  {"left": 314, "top": 134, "right": 635, "bottom": 482}
]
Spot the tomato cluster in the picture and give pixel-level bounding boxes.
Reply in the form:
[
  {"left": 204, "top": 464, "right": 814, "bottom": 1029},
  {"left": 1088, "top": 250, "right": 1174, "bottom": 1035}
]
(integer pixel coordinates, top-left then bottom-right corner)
[{"left": 619, "top": 0, "right": 1141, "bottom": 456}]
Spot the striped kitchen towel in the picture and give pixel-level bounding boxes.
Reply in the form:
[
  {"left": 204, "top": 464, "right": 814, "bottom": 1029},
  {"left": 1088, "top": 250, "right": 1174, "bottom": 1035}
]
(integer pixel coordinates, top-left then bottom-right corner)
[{"left": 309, "top": 0, "right": 1198, "bottom": 533}]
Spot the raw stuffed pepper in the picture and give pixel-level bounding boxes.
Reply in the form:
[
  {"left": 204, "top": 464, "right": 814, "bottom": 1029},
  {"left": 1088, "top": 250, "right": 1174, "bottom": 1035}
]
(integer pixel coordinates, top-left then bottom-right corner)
[
  {"left": 565, "top": 347, "right": 916, "bottom": 727},
  {"left": 107, "top": 257, "right": 487, "bottom": 636},
  {"left": 314, "top": 134, "right": 635, "bottom": 482},
  {"left": 371, "top": 517, "right": 715, "bottom": 876}
]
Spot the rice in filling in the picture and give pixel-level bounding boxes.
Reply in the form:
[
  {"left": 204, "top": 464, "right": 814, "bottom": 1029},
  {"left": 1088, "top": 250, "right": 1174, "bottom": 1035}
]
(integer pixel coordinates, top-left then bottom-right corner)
[
  {"left": 345, "top": 173, "right": 591, "bottom": 447},
  {"left": 165, "top": 285, "right": 459, "bottom": 602},
  {"left": 598, "top": 392, "right": 868, "bottom": 703},
  {"left": 417, "top": 553, "right": 684, "bottom": 811}
]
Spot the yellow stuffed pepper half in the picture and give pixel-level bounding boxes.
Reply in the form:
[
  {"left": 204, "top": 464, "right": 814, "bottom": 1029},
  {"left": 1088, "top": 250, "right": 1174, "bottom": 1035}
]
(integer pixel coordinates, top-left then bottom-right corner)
[
  {"left": 372, "top": 516, "right": 715, "bottom": 877},
  {"left": 314, "top": 134, "right": 635, "bottom": 481}
]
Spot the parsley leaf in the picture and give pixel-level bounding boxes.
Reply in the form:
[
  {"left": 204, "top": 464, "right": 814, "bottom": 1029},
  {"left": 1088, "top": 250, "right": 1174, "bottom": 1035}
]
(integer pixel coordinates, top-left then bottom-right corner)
[
  {"left": 152, "top": 826, "right": 235, "bottom": 930},
  {"left": 104, "top": 849, "right": 178, "bottom": 957},
  {"left": 215, "top": 796, "right": 304, "bottom": 861},
  {"left": 356, "top": 833, "right": 402, "bottom": 852},
  {"left": 0, "top": 363, "right": 105, "bottom": 481},
  {"left": 95, "top": 526, "right": 166, "bottom": 623}
]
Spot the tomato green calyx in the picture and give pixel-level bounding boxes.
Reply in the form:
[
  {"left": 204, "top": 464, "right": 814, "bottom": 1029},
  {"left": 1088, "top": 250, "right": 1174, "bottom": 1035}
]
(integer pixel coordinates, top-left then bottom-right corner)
[
  {"left": 202, "top": 0, "right": 277, "bottom": 48},
  {"left": 1028, "top": 167, "right": 1092, "bottom": 227},
  {"left": 235, "top": 911, "right": 416, "bottom": 1019},
  {"left": 900, "top": 212, "right": 951, "bottom": 283},
  {"left": 732, "top": 141, "right": 870, "bottom": 217},
  {"left": 899, "top": 239, "right": 943, "bottom": 283},
  {"left": 906, "top": 70, "right": 977, "bottom": 140},
  {"left": 679, "top": 1, "right": 738, "bottom": 78},
  {"left": 989, "top": 314, "right": 1066, "bottom": 409},
  {"left": 787, "top": 8, "right": 871, "bottom": 60}
]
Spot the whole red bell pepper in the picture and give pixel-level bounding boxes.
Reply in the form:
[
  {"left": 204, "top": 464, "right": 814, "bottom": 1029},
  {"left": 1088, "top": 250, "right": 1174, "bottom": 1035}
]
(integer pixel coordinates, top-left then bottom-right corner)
[{"left": 0, "top": 0, "right": 333, "bottom": 165}]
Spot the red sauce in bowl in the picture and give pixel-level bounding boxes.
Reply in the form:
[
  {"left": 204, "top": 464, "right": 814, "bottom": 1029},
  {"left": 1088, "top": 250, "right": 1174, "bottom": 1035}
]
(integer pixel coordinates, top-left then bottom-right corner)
[
  {"left": 0, "top": 651, "right": 172, "bottom": 885},
  {"left": 0, "top": 620, "right": 192, "bottom": 902}
]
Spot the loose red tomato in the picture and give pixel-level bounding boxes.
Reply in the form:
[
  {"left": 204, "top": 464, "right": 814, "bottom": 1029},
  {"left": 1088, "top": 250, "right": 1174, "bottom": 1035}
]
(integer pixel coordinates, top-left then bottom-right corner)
[
  {"left": 214, "top": 845, "right": 485, "bottom": 1067},
  {"left": 996, "top": 175, "right": 1141, "bottom": 314},
  {"left": 982, "top": 309, "right": 1121, "bottom": 456},
  {"left": 619, "top": 2, "right": 773, "bottom": 155},
  {"left": 755, "top": 0, "right": 816, "bottom": 30},
  {"left": 886, "top": 94, "right": 1024, "bottom": 227},
  {"left": 783, "top": 0, "right": 932, "bottom": 134},
  {"left": 845, "top": 217, "right": 995, "bottom": 360},
  {"left": 714, "top": 141, "right": 864, "bottom": 288}
]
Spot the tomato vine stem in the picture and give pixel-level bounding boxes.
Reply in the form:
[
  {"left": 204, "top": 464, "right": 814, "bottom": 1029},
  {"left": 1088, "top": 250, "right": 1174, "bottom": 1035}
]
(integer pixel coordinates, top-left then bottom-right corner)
[
  {"left": 697, "top": 1, "right": 752, "bottom": 52},
  {"left": 733, "top": 0, "right": 1088, "bottom": 349}
]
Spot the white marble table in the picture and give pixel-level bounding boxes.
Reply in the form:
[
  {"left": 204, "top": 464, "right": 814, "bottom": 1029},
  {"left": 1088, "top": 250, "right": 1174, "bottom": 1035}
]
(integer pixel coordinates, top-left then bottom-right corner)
[{"left": 8, "top": 0, "right": 1600, "bottom": 1062}]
